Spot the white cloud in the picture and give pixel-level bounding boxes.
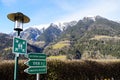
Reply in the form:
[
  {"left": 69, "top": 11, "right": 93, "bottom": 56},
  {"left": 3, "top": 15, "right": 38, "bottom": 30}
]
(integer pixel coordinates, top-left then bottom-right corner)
[
  {"left": 53, "top": 0, "right": 120, "bottom": 23},
  {"left": 51, "top": 0, "right": 74, "bottom": 11},
  {"left": 1, "top": 0, "right": 16, "bottom": 6},
  {"left": 25, "top": 24, "right": 50, "bottom": 30},
  {"left": 22, "top": 0, "right": 120, "bottom": 30},
  {"left": 27, "top": 0, "right": 120, "bottom": 30},
  {"left": 32, "top": 24, "right": 50, "bottom": 30}
]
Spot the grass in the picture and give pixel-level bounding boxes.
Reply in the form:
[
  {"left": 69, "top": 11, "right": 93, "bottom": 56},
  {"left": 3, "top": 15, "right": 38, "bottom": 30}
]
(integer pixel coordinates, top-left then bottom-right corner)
[
  {"left": 3, "top": 47, "right": 12, "bottom": 51},
  {"left": 28, "top": 40, "right": 45, "bottom": 47},
  {"left": 47, "top": 55, "right": 67, "bottom": 60},
  {"left": 91, "top": 35, "right": 120, "bottom": 40},
  {"left": 52, "top": 40, "right": 70, "bottom": 49}
]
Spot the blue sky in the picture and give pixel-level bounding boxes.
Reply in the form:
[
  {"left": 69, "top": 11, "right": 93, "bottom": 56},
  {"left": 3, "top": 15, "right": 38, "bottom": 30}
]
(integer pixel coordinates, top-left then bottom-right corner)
[{"left": 0, "top": 0, "right": 120, "bottom": 33}]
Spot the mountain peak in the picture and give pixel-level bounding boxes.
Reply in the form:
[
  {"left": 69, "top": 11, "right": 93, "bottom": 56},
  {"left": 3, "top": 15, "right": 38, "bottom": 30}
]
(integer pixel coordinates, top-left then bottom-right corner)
[
  {"left": 83, "top": 15, "right": 108, "bottom": 22},
  {"left": 95, "top": 15, "right": 106, "bottom": 20},
  {"left": 50, "top": 23, "right": 58, "bottom": 28},
  {"left": 83, "top": 16, "right": 96, "bottom": 22}
]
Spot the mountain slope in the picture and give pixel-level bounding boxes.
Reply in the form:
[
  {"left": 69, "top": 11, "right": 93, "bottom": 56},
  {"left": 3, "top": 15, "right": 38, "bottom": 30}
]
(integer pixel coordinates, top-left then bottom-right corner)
[
  {"left": 44, "top": 16, "right": 120, "bottom": 59},
  {"left": 21, "top": 27, "right": 42, "bottom": 41},
  {"left": 59, "top": 16, "right": 120, "bottom": 41},
  {"left": 0, "top": 33, "right": 43, "bottom": 59},
  {"left": 37, "top": 23, "right": 62, "bottom": 44},
  {"left": 0, "top": 33, "right": 12, "bottom": 50},
  {"left": 3, "top": 15, "right": 120, "bottom": 59}
]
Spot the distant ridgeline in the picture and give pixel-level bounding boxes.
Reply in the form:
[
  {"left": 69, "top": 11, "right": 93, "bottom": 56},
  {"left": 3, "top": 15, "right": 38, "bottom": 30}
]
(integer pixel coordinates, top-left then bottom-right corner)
[{"left": 1, "top": 15, "right": 120, "bottom": 59}]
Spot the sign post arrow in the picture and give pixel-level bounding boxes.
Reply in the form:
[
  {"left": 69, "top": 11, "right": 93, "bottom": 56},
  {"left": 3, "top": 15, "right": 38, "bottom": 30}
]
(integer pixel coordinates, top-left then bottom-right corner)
[
  {"left": 25, "top": 59, "right": 46, "bottom": 67},
  {"left": 27, "top": 53, "right": 46, "bottom": 59},
  {"left": 24, "top": 67, "right": 47, "bottom": 74},
  {"left": 24, "top": 53, "right": 47, "bottom": 75}
]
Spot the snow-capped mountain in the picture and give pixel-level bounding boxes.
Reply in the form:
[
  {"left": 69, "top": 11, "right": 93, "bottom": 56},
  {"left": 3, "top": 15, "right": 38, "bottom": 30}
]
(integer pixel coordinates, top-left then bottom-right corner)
[
  {"left": 21, "top": 27, "right": 41, "bottom": 41},
  {"left": 29, "top": 21, "right": 77, "bottom": 32},
  {"left": 57, "top": 21, "right": 77, "bottom": 31},
  {"left": 36, "top": 23, "right": 62, "bottom": 43},
  {"left": 16, "top": 20, "right": 77, "bottom": 41},
  {"left": 82, "top": 15, "right": 109, "bottom": 22},
  {"left": 10, "top": 15, "right": 120, "bottom": 42},
  {"left": 4, "top": 15, "right": 120, "bottom": 60}
]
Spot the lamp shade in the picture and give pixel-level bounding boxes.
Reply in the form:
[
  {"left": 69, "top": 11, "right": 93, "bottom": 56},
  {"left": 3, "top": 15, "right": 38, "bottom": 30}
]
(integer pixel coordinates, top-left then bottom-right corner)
[{"left": 7, "top": 12, "right": 30, "bottom": 31}]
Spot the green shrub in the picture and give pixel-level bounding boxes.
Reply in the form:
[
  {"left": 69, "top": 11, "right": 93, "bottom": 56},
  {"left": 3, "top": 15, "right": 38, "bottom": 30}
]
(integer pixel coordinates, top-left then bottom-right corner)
[{"left": 0, "top": 60, "right": 120, "bottom": 80}]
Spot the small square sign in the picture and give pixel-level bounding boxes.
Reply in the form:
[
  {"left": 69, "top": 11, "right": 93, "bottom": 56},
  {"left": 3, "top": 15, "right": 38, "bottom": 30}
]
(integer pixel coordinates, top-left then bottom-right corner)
[{"left": 13, "top": 37, "right": 27, "bottom": 54}]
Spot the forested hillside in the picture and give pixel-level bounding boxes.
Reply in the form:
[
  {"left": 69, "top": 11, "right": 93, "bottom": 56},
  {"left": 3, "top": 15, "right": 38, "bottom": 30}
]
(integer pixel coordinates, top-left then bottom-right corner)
[
  {"left": 1, "top": 16, "right": 120, "bottom": 59},
  {"left": 44, "top": 16, "right": 120, "bottom": 59}
]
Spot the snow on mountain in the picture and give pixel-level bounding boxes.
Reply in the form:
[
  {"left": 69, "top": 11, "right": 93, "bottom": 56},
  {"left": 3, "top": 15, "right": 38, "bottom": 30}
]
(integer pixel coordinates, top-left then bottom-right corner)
[
  {"left": 82, "top": 15, "right": 102, "bottom": 22},
  {"left": 28, "top": 21, "right": 77, "bottom": 32},
  {"left": 51, "top": 21, "right": 77, "bottom": 31},
  {"left": 31, "top": 24, "right": 49, "bottom": 30},
  {"left": 61, "top": 21, "right": 77, "bottom": 31},
  {"left": 11, "top": 15, "right": 109, "bottom": 41},
  {"left": 20, "top": 21, "right": 77, "bottom": 41},
  {"left": 29, "top": 24, "right": 50, "bottom": 33},
  {"left": 115, "top": 20, "right": 120, "bottom": 24},
  {"left": 82, "top": 15, "right": 108, "bottom": 22},
  {"left": 21, "top": 27, "right": 41, "bottom": 41}
]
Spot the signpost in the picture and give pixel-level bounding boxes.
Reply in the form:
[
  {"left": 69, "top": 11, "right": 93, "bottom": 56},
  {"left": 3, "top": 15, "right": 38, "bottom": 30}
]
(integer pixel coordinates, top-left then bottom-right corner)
[
  {"left": 12, "top": 37, "right": 27, "bottom": 80},
  {"left": 24, "top": 53, "right": 47, "bottom": 80},
  {"left": 8, "top": 12, "right": 30, "bottom": 80}
]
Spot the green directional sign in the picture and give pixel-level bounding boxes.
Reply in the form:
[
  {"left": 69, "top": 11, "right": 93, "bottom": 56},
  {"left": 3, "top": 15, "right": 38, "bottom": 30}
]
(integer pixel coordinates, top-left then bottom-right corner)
[
  {"left": 26, "top": 59, "right": 46, "bottom": 66},
  {"left": 24, "top": 53, "right": 47, "bottom": 74},
  {"left": 24, "top": 67, "right": 47, "bottom": 74},
  {"left": 28, "top": 53, "right": 46, "bottom": 59},
  {"left": 13, "top": 37, "right": 27, "bottom": 54}
]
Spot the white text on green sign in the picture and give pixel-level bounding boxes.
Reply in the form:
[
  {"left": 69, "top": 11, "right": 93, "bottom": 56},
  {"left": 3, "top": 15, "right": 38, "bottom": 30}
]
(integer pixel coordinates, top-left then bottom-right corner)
[
  {"left": 28, "top": 53, "right": 46, "bottom": 59},
  {"left": 24, "top": 67, "right": 47, "bottom": 74},
  {"left": 26, "top": 59, "right": 46, "bottom": 66}
]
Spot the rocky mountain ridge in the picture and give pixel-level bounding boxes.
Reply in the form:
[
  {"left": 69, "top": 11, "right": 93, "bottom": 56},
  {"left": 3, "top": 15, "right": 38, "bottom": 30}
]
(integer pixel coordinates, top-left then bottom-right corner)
[{"left": 1, "top": 15, "right": 120, "bottom": 59}]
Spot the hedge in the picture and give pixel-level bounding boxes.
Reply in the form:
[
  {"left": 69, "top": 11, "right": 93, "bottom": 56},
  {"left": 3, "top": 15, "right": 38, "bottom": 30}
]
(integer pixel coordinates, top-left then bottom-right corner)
[{"left": 0, "top": 60, "right": 120, "bottom": 80}]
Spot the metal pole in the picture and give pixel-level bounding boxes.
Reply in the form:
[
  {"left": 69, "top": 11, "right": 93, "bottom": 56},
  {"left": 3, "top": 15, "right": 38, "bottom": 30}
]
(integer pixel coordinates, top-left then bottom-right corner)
[
  {"left": 37, "top": 74, "right": 40, "bottom": 80},
  {"left": 14, "top": 54, "right": 19, "bottom": 80},
  {"left": 14, "top": 30, "right": 20, "bottom": 80}
]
